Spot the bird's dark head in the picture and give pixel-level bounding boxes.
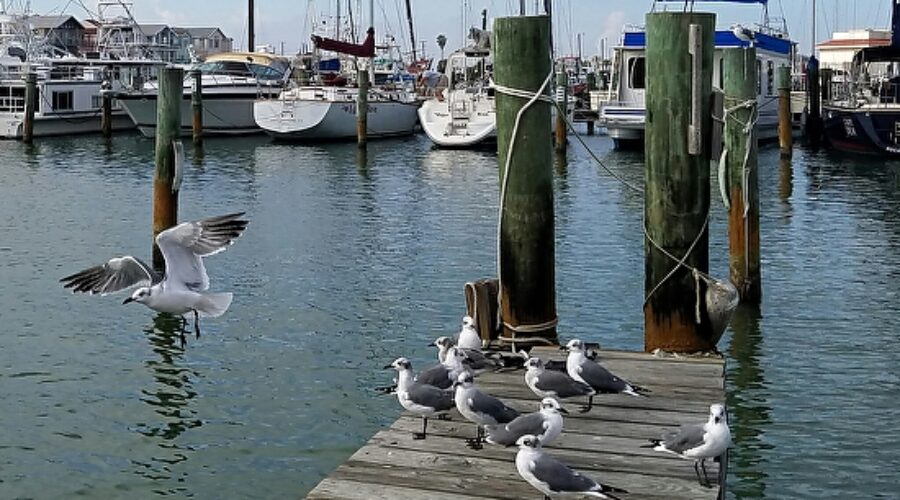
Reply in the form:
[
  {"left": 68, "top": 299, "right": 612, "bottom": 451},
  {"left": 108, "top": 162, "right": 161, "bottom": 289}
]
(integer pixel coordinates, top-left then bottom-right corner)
[
  {"left": 516, "top": 434, "right": 541, "bottom": 449},
  {"left": 123, "top": 287, "right": 150, "bottom": 305},
  {"left": 525, "top": 357, "right": 544, "bottom": 370},
  {"left": 710, "top": 404, "right": 727, "bottom": 425},
  {"left": 384, "top": 357, "right": 412, "bottom": 371},
  {"left": 433, "top": 336, "right": 454, "bottom": 349},
  {"left": 564, "top": 338, "right": 584, "bottom": 352}
]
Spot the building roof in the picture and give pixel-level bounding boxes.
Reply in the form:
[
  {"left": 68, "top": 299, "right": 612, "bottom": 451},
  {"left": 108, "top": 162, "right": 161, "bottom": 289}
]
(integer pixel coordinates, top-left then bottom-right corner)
[
  {"left": 136, "top": 24, "right": 170, "bottom": 36},
  {"left": 30, "top": 15, "right": 84, "bottom": 30},
  {"left": 817, "top": 38, "right": 891, "bottom": 49},
  {"left": 172, "top": 27, "right": 225, "bottom": 39}
]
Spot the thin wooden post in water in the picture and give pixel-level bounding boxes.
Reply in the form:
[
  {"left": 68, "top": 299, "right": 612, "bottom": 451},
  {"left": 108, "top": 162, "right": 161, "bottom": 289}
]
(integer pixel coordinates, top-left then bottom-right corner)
[
  {"left": 555, "top": 69, "right": 567, "bottom": 152},
  {"left": 357, "top": 69, "right": 369, "bottom": 147},
  {"left": 723, "top": 48, "right": 761, "bottom": 304},
  {"left": 495, "top": 15, "right": 557, "bottom": 343},
  {"left": 152, "top": 67, "right": 183, "bottom": 269},
  {"left": 23, "top": 72, "right": 36, "bottom": 143},
  {"left": 776, "top": 66, "right": 792, "bottom": 158},
  {"left": 644, "top": 12, "right": 715, "bottom": 352},
  {"left": 191, "top": 69, "right": 203, "bottom": 147},
  {"left": 805, "top": 55, "right": 821, "bottom": 145},
  {"left": 101, "top": 79, "right": 113, "bottom": 138}
]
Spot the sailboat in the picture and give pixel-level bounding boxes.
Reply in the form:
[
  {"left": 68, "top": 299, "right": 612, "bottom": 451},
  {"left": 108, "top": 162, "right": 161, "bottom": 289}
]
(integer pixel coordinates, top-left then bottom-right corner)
[{"left": 253, "top": 1, "right": 419, "bottom": 141}]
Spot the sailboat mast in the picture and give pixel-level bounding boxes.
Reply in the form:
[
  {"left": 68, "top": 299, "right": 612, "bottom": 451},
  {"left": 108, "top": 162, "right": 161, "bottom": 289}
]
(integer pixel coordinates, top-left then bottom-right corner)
[
  {"left": 248, "top": 0, "right": 254, "bottom": 51},
  {"left": 403, "top": 0, "right": 417, "bottom": 61},
  {"left": 811, "top": 0, "right": 816, "bottom": 57},
  {"left": 336, "top": 0, "right": 341, "bottom": 39}
]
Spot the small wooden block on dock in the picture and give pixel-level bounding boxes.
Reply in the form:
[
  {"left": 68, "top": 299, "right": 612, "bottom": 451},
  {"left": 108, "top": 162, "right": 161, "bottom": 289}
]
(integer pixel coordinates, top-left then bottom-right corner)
[{"left": 307, "top": 347, "right": 726, "bottom": 499}]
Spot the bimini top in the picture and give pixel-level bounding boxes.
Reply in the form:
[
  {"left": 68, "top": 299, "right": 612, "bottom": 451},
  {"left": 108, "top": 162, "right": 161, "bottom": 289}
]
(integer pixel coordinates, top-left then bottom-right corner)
[
  {"left": 622, "top": 29, "right": 792, "bottom": 55},
  {"left": 195, "top": 51, "right": 291, "bottom": 80}
]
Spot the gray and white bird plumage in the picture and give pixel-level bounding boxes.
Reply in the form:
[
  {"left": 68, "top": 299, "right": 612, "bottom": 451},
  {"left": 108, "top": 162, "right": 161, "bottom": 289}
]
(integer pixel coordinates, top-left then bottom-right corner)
[
  {"left": 516, "top": 434, "right": 627, "bottom": 499},
  {"left": 385, "top": 357, "right": 454, "bottom": 439},
  {"left": 525, "top": 357, "right": 595, "bottom": 400},
  {"left": 565, "top": 339, "right": 647, "bottom": 412},
  {"left": 416, "top": 345, "right": 472, "bottom": 389},
  {"left": 60, "top": 212, "right": 249, "bottom": 342},
  {"left": 456, "top": 315, "right": 482, "bottom": 350},
  {"left": 644, "top": 403, "right": 731, "bottom": 486},
  {"left": 486, "top": 397, "right": 566, "bottom": 447},
  {"left": 434, "top": 336, "right": 498, "bottom": 374},
  {"left": 454, "top": 371, "right": 519, "bottom": 449}
]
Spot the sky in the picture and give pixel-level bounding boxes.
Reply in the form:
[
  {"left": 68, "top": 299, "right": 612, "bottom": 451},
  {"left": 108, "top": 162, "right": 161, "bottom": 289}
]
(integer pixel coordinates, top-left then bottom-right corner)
[{"left": 19, "top": 0, "right": 895, "bottom": 57}]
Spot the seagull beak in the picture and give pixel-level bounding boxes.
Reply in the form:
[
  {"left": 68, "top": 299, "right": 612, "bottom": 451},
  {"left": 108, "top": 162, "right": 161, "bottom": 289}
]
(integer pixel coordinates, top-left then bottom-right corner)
[
  {"left": 383, "top": 364, "right": 394, "bottom": 370},
  {"left": 122, "top": 297, "right": 134, "bottom": 304},
  {"left": 558, "top": 407, "right": 569, "bottom": 414},
  {"left": 714, "top": 416, "right": 721, "bottom": 424},
  {"left": 558, "top": 346, "right": 568, "bottom": 351}
]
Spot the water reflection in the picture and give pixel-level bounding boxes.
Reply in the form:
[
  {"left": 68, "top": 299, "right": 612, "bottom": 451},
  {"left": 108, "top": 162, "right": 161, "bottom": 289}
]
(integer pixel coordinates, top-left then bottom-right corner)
[
  {"left": 131, "top": 314, "right": 199, "bottom": 491},
  {"left": 778, "top": 158, "right": 792, "bottom": 204},
  {"left": 726, "top": 305, "right": 773, "bottom": 499}
]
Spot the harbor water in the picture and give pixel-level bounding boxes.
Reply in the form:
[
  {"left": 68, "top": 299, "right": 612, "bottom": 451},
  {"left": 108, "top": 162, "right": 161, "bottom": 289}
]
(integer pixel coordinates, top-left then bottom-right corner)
[{"left": 1, "top": 132, "right": 898, "bottom": 498}]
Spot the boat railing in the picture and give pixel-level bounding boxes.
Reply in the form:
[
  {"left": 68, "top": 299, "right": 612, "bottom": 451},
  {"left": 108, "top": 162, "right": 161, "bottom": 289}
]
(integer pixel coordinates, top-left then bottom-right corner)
[{"left": 0, "top": 95, "right": 26, "bottom": 113}]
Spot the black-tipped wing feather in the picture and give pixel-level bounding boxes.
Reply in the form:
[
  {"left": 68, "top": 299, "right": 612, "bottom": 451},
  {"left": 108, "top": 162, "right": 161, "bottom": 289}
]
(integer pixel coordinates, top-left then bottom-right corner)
[
  {"left": 532, "top": 454, "right": 600, "bottom": 493},
  {"left": 156, "top": 212, "right": 248, "bottom": 291},
  {"left": 577, "top": 361, "right": 633, "bottom": 393},
  {"left": 536, "top": 370, "right": 594, "bottom": 397},
  {"left": 60, "top": 256, "right": 159, "bottom": 295}
]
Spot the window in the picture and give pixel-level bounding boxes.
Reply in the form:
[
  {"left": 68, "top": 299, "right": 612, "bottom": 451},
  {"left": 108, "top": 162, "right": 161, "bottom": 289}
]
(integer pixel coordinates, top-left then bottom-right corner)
[
  {"left": 0, "top": 86, "right": 26, "bottom": 112},
  {"left": 52, "top": 91, "right": 73, "bottom": 111},
  {"left": 627, "top": 57, "right": 645, "bottom": 89},
  {"left": 91, "top": 95, "right": 102, "bottom": 108},
  {"left": 213, "top": 38, "right": 219, "bottom": 49}
]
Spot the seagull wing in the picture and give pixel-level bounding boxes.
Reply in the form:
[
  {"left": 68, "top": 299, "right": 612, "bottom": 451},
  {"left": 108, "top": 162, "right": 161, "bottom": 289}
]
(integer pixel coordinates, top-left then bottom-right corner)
[
  {"left": 60, "top": 255, "right": 159, "bottom": 295},
  {"left": 155, "top": 212, "right": 248, "bottom": 291},
  {"left": 471, "top": 390, "right": 520, "bottom": 424},
  {"left": 532, "top": 452, "right": 599, "bottom": 494},
  {"left": 660, "top": 423, "right": 707, "bottom": 454},
  {"left": 536, "top": 370, "right": 594, "bottom": 397}
]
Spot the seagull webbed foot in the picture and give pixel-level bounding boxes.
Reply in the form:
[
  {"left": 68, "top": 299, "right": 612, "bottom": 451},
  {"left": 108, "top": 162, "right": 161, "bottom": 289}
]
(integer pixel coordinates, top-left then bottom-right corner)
[
  {"left": 465, "top": 438, "right": 483, "bottom": 450},
  {"left": 436, "top": 414, "right": 450, "bottom": 421},
  {"left": 412, "top": 432, "right": 427, "bottom": 440}
]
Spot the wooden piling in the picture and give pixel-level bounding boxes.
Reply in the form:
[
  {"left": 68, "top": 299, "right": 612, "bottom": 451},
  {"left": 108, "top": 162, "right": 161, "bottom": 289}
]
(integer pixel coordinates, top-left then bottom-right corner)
[
  {"left": 805, "top": 56, "right": 821, "bottom": 145},
  {"left": 101, "top": 93, "right": 112, "bottom": 138},
  {"left": 723, "top": 48, "right": 761, "bottom": 304},
  {"left": 555, "top": 69, "right": 567, "bottom": 153},
  {"left": 644, "top": 12, "right": 715, "bottom": 352},
  {"left": 23, "top": 72, "right": 36, "bottom": 143},
  {"left": 152, "top": 67, "right": 183, "bottom": 269},
  {"left": 357, "top": 69, "right": 369, "bottom": 148},
  {"left": 586, "top": 119, "right": 595, "bottom": 135},
  {"left": 777, "top": 66, "right": 792, "bottom": 158},
  {"left": 191, "top": 69, "right": 203, "bottom": 147},
  {"left": 494, "top": 15, "right": 557, "bottom": 343},
  {"left": 820, "top": 67, "right": 833, "bottom": 104}
]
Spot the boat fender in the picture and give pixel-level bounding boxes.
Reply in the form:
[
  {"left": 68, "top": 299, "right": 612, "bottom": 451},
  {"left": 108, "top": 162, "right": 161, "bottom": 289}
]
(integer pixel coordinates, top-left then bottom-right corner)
[{"left": 718, "top": 148, "right": 730, "bottom": 210}]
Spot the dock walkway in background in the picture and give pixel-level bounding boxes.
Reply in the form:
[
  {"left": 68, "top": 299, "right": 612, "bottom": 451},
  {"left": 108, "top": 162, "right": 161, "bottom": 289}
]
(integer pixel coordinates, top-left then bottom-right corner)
[{"left": 307, "top": 347, "right": 726, "bottom": 499}]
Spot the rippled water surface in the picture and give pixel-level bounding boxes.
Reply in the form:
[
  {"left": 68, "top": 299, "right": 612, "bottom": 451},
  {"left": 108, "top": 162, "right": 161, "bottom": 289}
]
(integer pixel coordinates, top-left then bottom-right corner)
[{"left": 1, "top": 132, "right": 898, "bottom": 498}]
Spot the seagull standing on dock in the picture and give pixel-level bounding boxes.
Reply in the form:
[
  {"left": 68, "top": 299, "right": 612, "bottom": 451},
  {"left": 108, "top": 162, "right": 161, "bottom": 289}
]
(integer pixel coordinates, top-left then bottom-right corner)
[
  {"left": 565, "top": 339, "right": 647, "bottom": 412},
  {"left": 456, "top": 315, "right": 482, "bottom": 350},
  {"left": 60, "top": 213, "right": 248, "bottom": 346},
  {"left": 525, "top": 357, "right": 594, "bottom": 401},
  {"left": 486, "top": 397, "right": 566, "bottom": 447},
  {"left": 643, "top": 403, "right": 732, "bottom": 487},
  {"left": 385, "top": 357, "right": 454, "bottom": 440},
  {"left": 416, "top": 346, "right": 472, "bottom": 389},
  {"left": 453, "top": 372, "right": 519, "bottom": 449},
  {"left": 433, "top": 336, "right": 499, "bottom": 374},
  {"left": 515, "top": 434, "right": 628, "bottom": 500}
]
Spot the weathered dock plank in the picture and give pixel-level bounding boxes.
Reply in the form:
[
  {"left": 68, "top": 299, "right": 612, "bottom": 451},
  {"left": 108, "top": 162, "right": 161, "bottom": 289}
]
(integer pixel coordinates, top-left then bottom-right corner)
[{"left": 307, "top": 347, "right": 726, "bottom": 499}]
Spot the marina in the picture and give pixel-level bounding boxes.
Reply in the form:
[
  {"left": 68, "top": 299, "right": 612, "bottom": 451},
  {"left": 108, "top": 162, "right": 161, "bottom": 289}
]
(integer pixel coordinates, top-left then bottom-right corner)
[{"left": 3, "top": 1, "right": 900, "bottom": 499}]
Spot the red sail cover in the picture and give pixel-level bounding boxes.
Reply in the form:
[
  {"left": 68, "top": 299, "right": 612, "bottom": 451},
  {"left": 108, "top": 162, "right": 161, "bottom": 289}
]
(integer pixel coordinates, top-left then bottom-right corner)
[{"left": 312, "top": 27, "right": 375, "bottom": 57}]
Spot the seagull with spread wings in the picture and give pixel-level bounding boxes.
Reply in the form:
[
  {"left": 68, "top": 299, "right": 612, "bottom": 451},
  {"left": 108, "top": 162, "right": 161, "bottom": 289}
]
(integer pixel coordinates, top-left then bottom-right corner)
[{"left": 60, "top": 213, "right": 249, "bottom": 345}]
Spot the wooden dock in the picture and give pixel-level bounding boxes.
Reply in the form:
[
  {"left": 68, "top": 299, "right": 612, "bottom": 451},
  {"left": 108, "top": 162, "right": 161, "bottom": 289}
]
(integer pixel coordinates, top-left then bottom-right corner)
[{"left": 307, "top": 347, "right": 726, "bottom": 499}]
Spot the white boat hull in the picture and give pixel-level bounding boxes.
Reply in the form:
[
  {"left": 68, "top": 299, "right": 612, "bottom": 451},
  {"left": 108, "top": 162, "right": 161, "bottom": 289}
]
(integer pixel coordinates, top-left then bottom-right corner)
[
  {"left": 118, "top": 93, "right": 273, "bottom": 138},
  {"left": 418, "top": 98, "right": 496, "bottom": 148},
  {"left": 0, "top": 110, "right": 134, "bottom": 139},
  {"left": 254, "top": 98, "right": 419, "bottom": 141}
]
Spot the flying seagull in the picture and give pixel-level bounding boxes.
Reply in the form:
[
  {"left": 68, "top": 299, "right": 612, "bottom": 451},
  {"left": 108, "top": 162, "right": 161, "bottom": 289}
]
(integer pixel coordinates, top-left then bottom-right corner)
[
  {"left": 564, "top": 339, "right": 647, "bottom": 412},
  {"left": 486, "top": 397, "right": 566, "bottom": 447},
  {"left": 524, "top": 357, "right": 594, "bottom": 401},
  {"left": 643, "top": 403, "right": 732, "bottom": 487},
  {"left": 515, "top": 434, "right": 627, "bottom": 500},
  {"left": 385, "top": 357, "right": 454, "bottom": 439},
  {"left": 60, "top": 213, "right": 248, "bottom": 346},
  {"left": 453, "top": 371, "right": 519, "bottom": 449}
]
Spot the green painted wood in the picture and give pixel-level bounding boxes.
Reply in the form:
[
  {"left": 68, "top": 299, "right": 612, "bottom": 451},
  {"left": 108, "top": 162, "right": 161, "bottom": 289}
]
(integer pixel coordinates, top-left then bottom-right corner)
[
  {"left": 494, "top": 15, "right": 557, "bottom": 343},
  {"left": 723, "top": 48, "right": 761, "bottom": 304},
  {"left": 643, "top": 12, "right": 716, "bottom": 352},
  {"left": 152, "top": 67, "right": 183, "bottom": 269},
  {"left": 23, "top": 72, "right": 36, "bottom": 143}
]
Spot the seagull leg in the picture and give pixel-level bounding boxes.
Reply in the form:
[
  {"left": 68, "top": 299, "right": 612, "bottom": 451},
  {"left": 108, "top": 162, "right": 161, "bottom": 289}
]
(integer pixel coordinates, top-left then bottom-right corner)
[
  {"left": 700, "top": 458, "right": 711, "bottom": 487},
  {"left": 579, "top": 395, "right": 594, "bottom": 413},
  {"left": 193, "top": 310, "right": 201, "bottom": 339},
  {"left": 413, "top": 417, "right": 427, "bottom": 440},
  {"left": 436, "top": 413, "right": 450, "bottom": 421},
  {"left": 179, "top": 330, "right": 187, "bottom": 349},
  {"left": 693, "top": 460, "right": 705, "bottom": 486},
  {"left": 466, "top": 424, "right": 483, "bottom": 450}
]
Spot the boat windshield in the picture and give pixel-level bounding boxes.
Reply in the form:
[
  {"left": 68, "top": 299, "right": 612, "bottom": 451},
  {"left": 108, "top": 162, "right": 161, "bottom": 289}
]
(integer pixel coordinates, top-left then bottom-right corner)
[{"left": 194, "top": 60, "right": 287, "bottom": 80}]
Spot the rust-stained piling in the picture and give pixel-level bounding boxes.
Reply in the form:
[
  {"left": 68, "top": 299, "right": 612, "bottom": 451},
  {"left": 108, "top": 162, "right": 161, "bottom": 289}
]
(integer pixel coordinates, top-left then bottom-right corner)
[
  {"left": 152, "top": 67, "right": 183, "bottom": 269},
  {"left": 555, "top": 69, "right": 567, "bottom": 152},
  {"left": 101, "top": 83, "right": 112, "bottom": 139},
  {"left": 23, "top": 72, "right": 36, "bottom": 143},
  {"left": 191, "top": 69, "right": 203, "bottom": 147},
  {"left": 723, "top": 48, "right": 761, "bottom": 304},
  {"left": 495, "top": 15, "right": 557, "bottom": 344},
  {"left": 777, "top": 66, "right": 792, "bottom": 158},
  {"left": 644, "top": 12, "right": 715, "bottom": 352},
  {"left": 357, "top": 69, "right": 369, "bottom": 148}
]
